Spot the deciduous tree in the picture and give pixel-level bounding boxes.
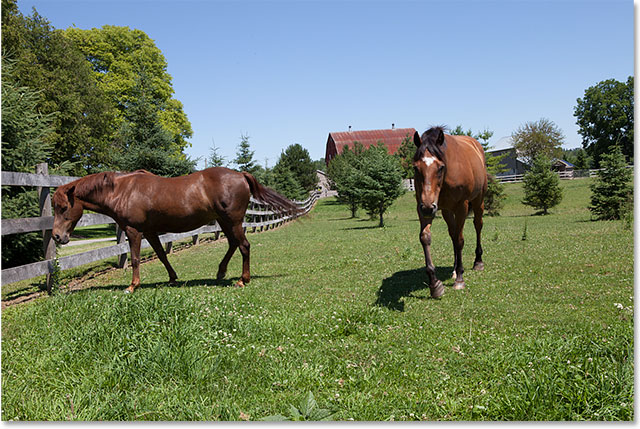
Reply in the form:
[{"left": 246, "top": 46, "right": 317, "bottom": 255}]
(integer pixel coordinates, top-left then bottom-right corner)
[
  {"left": 574, "top": 77, "right": 634, "bottom": 167},
  {"left": 64, "top": 25, "right": 193, "bottom": 158},
  {"left": 511, "top": 118, "right": 564, "bottom": 166}
]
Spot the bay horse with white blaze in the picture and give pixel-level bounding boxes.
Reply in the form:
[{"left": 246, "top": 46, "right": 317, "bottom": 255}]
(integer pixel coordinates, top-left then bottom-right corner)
[
  {"left": 413, "top": 127, "right": 487, "bottom": 298},
  {"left": 52, "top": 167, "right": 299, "bottom": 293}
]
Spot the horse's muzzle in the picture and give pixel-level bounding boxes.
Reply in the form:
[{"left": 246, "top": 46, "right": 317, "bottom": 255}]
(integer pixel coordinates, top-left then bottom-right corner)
[
  {"left": 53, "top": 233, "right": 69, "bottom": 245},
  {"left": 419, "top": 203, "right": 438, "bottom": 218}
]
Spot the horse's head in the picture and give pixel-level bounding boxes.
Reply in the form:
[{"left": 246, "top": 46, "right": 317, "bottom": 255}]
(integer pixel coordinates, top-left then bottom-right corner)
[
  {"left": 52, "top": 184, "right": 84, "bottom": 245},
  {"left": 413, "top": 127, "right": 447, "bottom": 218}
]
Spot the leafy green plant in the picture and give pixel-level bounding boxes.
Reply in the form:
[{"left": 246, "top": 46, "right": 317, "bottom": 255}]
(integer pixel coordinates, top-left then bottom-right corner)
[
  {"left": 260, "top": 392, "right": 335, "bottom": 421},
  {"left": 48, "top": 257, "right": 62, "bottom": 294}
]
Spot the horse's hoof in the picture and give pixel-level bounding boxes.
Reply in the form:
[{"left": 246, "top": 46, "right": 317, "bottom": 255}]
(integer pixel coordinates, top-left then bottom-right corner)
[
  {"left": 453, "top": 281, "right": 466, "bottom": 290},
  {"left": 124, "top": 289, "right": 132, "bottom": 294},
  {"left": 473, "top": 262, "right": 484, "bottom": 271},
  {"left": 216, "top": 272, "right": 225, "bottom": 281},
  {"left": 233, "top": 281, "right": 245, "bottom": 288},
  {"left": 430, "top": 280, "right": 444, "bottom": 299}
]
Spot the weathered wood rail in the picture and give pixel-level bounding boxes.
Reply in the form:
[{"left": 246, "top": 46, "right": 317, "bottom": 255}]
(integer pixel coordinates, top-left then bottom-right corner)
[{"left": 1, "top": 164, "right": 319, "bottom": 291}]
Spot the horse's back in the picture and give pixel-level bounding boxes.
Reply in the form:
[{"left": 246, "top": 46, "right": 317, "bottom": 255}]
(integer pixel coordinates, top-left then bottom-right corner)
[
  {"left": 111, "top": 167, "right": 251, "bottom": 231},
  {"left": 442, "top": 134, "right": 487, "bottom": 203}
]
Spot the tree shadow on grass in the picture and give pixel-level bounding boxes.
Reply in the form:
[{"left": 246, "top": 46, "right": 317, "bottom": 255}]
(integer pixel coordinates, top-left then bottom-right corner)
[{"left": 375, "top": 267, "right": 452, "bottom": 311}]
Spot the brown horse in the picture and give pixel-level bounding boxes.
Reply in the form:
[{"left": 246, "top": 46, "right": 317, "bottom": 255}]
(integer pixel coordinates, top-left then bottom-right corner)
[
  {"left": 413, "top": 127, "right": 487, "bottom": 298},
  {"left": 52, "top": 167, "right": 298, "bottom": 293}
]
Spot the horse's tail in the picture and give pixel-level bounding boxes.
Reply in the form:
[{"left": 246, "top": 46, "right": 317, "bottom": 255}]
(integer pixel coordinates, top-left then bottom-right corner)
[{"left": 242, "top": 172, "right": 301, "bottom": 214}]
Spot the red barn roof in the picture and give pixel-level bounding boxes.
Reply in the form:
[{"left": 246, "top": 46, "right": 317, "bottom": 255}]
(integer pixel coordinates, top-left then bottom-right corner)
[{"left": 325, "top": 127, "right": 416, "bottom": 164}]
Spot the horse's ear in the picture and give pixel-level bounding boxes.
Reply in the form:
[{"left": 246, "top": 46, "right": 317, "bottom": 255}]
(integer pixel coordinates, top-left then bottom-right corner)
[
  {"left": 436, "top": 128, "right": 445, "bottom": 146},
  {"left": 413, "top": 131, "right": 422, "bottom": 148},
  {"left": 66, "top": 186, "right": 75, "bottom": 207},
  {"left": 102, "top": 172, "right": 114, "bottom": 188}
]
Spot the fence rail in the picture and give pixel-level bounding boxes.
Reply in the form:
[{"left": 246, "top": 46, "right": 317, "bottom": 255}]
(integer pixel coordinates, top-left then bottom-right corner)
[
  {"left": 1, "top": 164, "right": 319, "bottom": 290},
  {"left": 496, "top": 167, "right": 633, "bottom": 183}
]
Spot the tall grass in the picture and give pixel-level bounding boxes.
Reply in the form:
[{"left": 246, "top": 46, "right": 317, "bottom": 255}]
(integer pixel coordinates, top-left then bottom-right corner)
[{"left": 1, "top": 178, "right": 633, "bottom": 420}]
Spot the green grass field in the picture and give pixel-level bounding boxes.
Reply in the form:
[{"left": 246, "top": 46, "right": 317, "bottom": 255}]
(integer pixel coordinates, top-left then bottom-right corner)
[{"left": 1, "top": 178, "right": 633, "bottom": 421}]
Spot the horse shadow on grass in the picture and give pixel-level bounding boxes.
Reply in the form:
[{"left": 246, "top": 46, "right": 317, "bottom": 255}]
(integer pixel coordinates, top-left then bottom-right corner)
[
  {"left": 74, "top": 274, "right": 286, "bottom": 294},
  {"left": 375, "top": 267, "right": 452, "bottom": 311}
]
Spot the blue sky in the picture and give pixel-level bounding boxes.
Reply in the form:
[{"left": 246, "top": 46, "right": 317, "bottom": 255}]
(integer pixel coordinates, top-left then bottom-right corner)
[{"left": 18, "top": 0, "right": 633, "bottom": 169}]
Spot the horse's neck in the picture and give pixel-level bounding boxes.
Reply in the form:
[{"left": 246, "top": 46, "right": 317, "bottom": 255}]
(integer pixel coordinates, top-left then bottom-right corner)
[{"left": 78, "top": 180, "right": 116, "bottom": 216}]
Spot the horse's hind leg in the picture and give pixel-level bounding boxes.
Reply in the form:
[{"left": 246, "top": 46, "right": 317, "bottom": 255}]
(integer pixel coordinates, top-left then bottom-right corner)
[
  {"left": 216, "top": 218, "right": 251, "bottom": 287},
  {"left": 216, "top": 220, "right": 238, "bottom": 282},
  {"left": 230, "top": 223, "right": 251, "bottom": 287},
  {"left": 145, "top": 232, "right": 178, "bottom": 283},
  {"left": 472, "top": 197, "right": 484, "bottom": 271}
]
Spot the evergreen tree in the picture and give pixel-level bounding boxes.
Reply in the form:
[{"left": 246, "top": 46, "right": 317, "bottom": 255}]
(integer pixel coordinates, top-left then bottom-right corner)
[
  {"left": 274, "top": 144, "right": 318, "bottom": 192},
  {"left": 2, "top": 1, "right": 115, "bottom": 175},
  {"left": 233, "top": 134, "right": 259, "bottom": 175},
  {"left": 326, "top": 145, "right": 362, "bottom": 218},
  {"left": 521, "top": 155, "right": 563, "bottom": 215},
  {"left": 1, "top": 56, "right": 55, "bottom": 267},
  {"left": 207, "top": 140, "right": 227, "bottom": 168},
  {"left": 394, "top": 133, "right": 415, "bottom": 179},
  {"left": 271, "top": 163, "right": 306, "bottom": 200},
  {"left": 574, "top": 149, "right": 592, "bottom": 171},
  {"left": 589, "top": 145, "right": 632, "bottom": 220},
  {"left": 114, "top": 73, "right": 196, "bottom": 176}
]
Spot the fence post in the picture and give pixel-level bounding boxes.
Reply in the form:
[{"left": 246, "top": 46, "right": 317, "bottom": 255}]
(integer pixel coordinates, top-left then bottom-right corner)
[
  {"left": 36, "top": 163, "right": 56, "bottom": 294},
  {"left": 116, "top": 226, "right": 128, "bottom": 268}
]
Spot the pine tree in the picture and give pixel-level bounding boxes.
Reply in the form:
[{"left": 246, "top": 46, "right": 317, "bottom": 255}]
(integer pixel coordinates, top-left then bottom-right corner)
[
  {"left": 1, "top": 55, "right": 54, "bottom": 267},
  {"left": 233, "top": 134, "right": 259, "bottom": 174},
  {"left": 326, "top": 145, "right": 362, "bottom": 218},
  {"left": 115, "top": 73, "right": 196, "bottom": 177},
  {"left": 207, "top": 140, "right": 227, "bottom": 168},
  {"left": 589, "top": 145, "right": 632, "bottom": 220},
  {"left": 521, "top": 155, "right": 563, "bottom": 215},
  {"left": 394, "top": 133, "right": 415, "bottom": 179}
]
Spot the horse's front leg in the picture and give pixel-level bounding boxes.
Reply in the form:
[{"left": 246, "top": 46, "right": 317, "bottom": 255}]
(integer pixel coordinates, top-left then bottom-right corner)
[
  {"left": 420, "top": 218, "right": 444, "bottom": 298},
  {"left": 124, "top": 227, "right": 143, "bottom": 293}
]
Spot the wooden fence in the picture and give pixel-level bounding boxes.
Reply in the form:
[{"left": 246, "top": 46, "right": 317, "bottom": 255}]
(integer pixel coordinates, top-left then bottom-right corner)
[{"left": 1, "top": 164, "right": 319, "bottom": 292}]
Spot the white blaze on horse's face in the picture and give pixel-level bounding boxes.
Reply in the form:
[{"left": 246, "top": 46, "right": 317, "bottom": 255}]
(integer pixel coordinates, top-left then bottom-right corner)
[{"left": 414, "top": 155, "right": 446, "bottom": 219}]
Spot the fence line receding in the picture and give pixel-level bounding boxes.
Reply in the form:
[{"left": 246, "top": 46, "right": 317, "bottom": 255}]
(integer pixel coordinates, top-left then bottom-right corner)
[{"left": 2, "top": 164, "right": 319, "bottom": 292}]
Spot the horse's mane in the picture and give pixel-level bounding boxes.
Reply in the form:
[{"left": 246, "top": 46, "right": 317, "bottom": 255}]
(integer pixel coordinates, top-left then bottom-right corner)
[
  {"left": 414, "top": 126, "right": 447, "bottom": 162},
  {"left": 71, "top": 171, "right": 117, "bottom": 200}
]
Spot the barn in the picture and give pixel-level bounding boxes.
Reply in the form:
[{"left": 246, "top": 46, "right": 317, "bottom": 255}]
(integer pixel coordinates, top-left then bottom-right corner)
[{"left": 325, "top": 126, "right": 416, "bottom": 165}]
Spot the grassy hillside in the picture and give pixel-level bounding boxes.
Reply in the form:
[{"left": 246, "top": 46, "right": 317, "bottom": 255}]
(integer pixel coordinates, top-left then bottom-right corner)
[{"left": 1, "top": 178, "right": 633, "bottom": 421}]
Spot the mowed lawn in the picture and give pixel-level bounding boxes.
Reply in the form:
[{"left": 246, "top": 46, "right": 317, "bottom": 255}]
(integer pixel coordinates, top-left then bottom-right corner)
[{"left": 1, "top": 178, "right": 633, "bottom": 421}]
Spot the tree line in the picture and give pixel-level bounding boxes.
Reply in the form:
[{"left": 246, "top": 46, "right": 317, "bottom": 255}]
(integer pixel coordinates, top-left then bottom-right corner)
[
  {"left": 1, "top": 0, "right": 321, "bottom": 267},
  {"left": 325, "top": 73, "right": 633, "bottom": 226}
]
